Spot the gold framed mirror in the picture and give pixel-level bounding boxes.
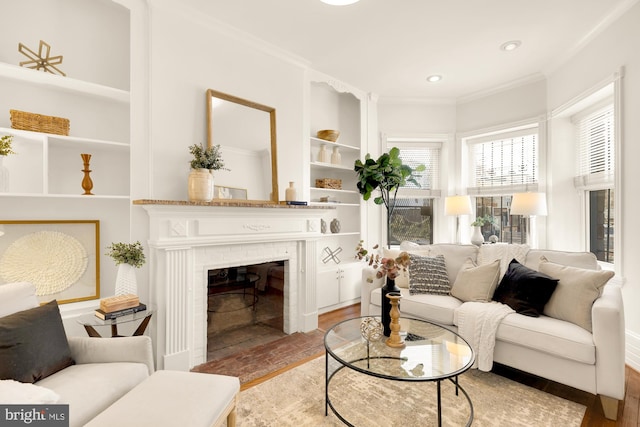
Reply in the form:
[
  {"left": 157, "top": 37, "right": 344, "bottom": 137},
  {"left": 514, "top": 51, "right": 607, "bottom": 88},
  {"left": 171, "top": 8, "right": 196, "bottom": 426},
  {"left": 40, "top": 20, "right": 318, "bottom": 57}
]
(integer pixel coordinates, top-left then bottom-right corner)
[{"left": 206, "top": 89, "right": 278, "bottom": 203}]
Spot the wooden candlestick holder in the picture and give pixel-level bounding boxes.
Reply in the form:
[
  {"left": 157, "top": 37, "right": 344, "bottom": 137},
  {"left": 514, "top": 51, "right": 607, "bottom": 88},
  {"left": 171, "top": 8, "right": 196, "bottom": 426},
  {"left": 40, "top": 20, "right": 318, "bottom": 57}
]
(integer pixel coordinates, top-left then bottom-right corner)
[
  {"left": 385, "top": 292, "right": 405, "bottom": 348},
  {"left": 81, "top": 153, "right": 94, "bottom": 195}
]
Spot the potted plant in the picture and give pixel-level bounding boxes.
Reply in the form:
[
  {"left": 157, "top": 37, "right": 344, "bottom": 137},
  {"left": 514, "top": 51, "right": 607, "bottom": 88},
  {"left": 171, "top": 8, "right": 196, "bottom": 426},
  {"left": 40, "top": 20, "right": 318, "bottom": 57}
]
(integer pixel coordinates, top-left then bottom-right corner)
[
  {"left": 0, "top": 135, "right": 15, "bottom": 192},
  {"left": 187, "top": 143, "right": 228, "bottom": 202},
  {"left": 470, "top": 215, "right": 495, "bottom": 246},
  {"left": 107, "top": 241, "right": 146, "bottom": 295},
  {"left": 354, "top": 147, "right": 424, "bottom": 248}
]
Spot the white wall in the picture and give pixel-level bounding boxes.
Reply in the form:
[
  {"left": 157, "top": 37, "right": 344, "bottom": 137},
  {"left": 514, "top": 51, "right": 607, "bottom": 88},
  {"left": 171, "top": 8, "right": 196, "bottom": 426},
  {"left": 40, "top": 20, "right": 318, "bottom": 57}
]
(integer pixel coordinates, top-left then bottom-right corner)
[
  {"left": 545, "top": 2, "right": 640, "bottom": 365},
  {"left": 456, "top": 78, "right": 547, "bottom": 134},
  {"left": 145, "top": 0, "right": 306, "bottom": 203}
]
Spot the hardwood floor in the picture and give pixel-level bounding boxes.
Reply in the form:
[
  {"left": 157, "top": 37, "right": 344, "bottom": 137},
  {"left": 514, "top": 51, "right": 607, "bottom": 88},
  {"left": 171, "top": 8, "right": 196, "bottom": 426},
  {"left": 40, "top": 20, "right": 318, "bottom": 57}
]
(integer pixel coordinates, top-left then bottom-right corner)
[{"left": 209, "top": 303, "right": 638, "bottom": 425}]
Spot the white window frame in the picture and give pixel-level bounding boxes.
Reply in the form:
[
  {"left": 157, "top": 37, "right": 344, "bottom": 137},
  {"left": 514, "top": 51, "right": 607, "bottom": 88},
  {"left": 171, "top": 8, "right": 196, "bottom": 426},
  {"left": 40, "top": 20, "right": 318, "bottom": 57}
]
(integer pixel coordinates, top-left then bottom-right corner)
[
  {"left": 382, "top": 134, "right": 447, "bottom": 246},
  {"left": 550, "top": 70, "right": 623, "bottom": 276}
]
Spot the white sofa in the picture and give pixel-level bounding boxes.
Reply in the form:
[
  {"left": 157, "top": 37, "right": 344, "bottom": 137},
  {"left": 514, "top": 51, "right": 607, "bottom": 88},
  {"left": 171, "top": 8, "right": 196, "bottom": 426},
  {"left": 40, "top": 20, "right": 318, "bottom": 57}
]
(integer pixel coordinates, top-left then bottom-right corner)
[
  {"left": 360, "top": 243, "right": 625, "bottom": 420},
  {"left": 0, "top": 282, "right": 240, "bottom": 427}
]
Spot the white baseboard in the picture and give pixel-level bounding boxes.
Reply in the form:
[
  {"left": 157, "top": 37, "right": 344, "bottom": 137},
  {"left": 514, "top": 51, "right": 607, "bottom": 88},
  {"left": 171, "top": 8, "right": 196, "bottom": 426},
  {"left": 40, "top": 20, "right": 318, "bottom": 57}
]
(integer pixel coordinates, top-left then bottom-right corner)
[{"left": 626, "top": 329, "right": 640, "bottom": 372}]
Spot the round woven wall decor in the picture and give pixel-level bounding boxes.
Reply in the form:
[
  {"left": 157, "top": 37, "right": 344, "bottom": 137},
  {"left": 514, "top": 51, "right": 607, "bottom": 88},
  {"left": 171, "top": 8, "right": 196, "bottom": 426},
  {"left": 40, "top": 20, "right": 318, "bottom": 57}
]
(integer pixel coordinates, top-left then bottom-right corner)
[{"left": 0, "top": 231, "right": 88, "bottom": 296}]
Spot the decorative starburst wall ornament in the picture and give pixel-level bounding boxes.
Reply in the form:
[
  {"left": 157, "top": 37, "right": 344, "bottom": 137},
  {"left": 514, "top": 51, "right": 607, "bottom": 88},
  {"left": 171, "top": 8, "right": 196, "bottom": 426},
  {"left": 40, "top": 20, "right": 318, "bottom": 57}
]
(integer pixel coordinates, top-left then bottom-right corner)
[{"left": 18, "top": 40, "right": 66, "bottom": 76}]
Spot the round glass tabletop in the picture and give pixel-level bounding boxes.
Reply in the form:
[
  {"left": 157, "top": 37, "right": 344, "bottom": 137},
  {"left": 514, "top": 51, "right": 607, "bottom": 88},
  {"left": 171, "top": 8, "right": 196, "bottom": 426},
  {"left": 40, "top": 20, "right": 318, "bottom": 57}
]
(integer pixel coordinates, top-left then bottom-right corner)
[{"left": 324, "top": 316, "right": 475, "bottom": 381}]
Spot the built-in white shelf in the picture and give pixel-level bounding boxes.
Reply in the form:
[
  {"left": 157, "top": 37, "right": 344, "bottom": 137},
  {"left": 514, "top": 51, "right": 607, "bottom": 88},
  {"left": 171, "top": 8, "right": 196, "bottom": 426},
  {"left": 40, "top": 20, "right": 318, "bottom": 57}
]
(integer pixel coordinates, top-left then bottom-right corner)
[
  {"left": 309, "top": 136, "right": 359, "bottom": 151},
  {"left": 0, "top": 62, "right": 130, "bottom": 104}
]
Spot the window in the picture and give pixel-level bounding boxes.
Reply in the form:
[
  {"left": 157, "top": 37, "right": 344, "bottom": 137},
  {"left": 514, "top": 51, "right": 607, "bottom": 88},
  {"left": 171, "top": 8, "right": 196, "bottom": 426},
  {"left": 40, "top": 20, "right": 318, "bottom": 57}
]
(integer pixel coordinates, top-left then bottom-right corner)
[
  {"left": 474, "top": 195, "right": 525, "bottom": 244},
  {"left": 465, "top": 125, "right": 539, "bottom": 243},
  {"left": 385, "top": 138, "right": 442, "bottom": 246},
  {"left": 574, "top": 103, "right": 615, "bottom": 263}
]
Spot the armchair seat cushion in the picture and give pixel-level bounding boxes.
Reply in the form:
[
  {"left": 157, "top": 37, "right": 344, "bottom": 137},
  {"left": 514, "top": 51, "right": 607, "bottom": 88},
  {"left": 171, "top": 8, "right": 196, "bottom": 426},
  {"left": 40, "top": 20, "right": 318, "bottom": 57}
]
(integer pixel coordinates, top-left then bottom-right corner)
[{"left": 37, "top": 362, "right": 149, "bottom": 427}]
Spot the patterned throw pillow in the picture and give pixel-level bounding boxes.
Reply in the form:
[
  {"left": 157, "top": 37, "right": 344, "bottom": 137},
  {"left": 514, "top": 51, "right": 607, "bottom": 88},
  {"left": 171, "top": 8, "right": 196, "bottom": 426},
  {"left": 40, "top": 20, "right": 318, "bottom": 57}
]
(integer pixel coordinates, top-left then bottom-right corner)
[{"left": 408, "top": 254, "right": 450, "bottom": 295}]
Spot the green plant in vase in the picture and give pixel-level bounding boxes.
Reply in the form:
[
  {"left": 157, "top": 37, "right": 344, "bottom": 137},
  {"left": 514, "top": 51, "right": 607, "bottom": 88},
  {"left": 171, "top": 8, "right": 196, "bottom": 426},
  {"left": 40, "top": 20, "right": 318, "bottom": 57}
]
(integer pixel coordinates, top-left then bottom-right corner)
[{"left": 107, "top": 241, "right": 145, "bottom": 295}]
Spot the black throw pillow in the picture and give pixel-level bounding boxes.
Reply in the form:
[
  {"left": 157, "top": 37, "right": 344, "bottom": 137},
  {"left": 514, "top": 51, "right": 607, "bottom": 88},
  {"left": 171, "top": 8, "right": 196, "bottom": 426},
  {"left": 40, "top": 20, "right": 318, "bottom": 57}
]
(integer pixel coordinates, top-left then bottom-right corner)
[
  {"left": 493, "top": 259, "right": 559, "bottom": 317},
  {"left": 0, "top": 300, "right": 75, "bottom": 383}
]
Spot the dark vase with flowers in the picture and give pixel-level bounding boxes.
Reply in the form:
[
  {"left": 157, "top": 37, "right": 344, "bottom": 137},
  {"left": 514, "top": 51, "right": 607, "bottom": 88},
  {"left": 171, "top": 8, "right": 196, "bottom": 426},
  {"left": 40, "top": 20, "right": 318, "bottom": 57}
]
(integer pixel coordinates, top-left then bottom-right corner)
[{"left": 381, "top": 276, "right": 401, "bottom": 336}]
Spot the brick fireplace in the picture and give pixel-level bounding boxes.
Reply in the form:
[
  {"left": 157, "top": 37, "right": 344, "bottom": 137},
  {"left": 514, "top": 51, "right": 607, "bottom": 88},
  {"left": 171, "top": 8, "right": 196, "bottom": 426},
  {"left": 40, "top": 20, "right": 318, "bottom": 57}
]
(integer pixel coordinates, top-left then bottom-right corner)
[{"left": 137, "top": 201, "right": 329, "bottom": 370}]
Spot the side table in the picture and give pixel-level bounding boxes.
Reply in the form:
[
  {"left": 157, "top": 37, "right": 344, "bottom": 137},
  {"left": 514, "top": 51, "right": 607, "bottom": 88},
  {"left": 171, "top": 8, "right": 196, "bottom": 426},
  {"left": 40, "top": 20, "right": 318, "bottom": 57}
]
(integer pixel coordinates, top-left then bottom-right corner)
[{"left": 78, "top": 309, "right": 153, "bottom": 338}]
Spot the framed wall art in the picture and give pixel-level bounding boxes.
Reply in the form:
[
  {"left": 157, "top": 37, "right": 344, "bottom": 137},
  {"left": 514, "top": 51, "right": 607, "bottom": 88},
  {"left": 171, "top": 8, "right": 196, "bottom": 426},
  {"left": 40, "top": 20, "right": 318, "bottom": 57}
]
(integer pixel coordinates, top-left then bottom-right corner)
[
  {"left": 214, "top": 185, "right": 248, "bottom": 200},
  {"left": 0, "top": 220, "right": 100, "bottom": 304}
]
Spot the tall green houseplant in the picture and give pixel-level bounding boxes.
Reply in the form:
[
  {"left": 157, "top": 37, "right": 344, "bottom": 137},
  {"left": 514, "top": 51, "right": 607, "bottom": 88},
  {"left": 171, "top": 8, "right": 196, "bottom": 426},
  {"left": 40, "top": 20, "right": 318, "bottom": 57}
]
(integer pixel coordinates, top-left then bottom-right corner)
[{"left": 354, "top": 147, "right": 424, "bottom": 247}]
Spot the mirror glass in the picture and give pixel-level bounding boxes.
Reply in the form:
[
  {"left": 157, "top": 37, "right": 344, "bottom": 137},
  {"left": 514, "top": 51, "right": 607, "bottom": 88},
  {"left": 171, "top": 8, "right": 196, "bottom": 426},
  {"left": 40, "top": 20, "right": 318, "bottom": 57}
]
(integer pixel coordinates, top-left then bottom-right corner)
[{"left": 207, "top": 89, "right": 278, "bottom": 203}]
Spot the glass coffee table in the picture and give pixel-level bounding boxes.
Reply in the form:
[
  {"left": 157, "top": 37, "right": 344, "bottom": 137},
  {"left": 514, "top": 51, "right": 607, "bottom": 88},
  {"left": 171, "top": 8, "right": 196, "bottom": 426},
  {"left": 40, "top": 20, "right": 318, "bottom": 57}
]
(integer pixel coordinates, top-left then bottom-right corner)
[{"left": 324, "top": 316, "right": 475, "bottom": 427}]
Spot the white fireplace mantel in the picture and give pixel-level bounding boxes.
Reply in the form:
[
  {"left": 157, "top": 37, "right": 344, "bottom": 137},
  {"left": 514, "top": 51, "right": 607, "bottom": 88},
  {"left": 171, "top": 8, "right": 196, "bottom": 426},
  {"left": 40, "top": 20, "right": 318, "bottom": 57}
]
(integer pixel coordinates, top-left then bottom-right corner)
[{"left": 136, "top": 200, "right": 332, "bottom": 370}]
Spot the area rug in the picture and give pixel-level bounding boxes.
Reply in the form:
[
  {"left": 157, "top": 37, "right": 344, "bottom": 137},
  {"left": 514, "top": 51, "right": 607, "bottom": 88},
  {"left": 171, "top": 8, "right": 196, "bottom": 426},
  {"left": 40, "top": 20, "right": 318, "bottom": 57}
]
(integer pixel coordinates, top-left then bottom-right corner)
[{"left": 233, "top": 356, "right": 586, "bottom": 426}]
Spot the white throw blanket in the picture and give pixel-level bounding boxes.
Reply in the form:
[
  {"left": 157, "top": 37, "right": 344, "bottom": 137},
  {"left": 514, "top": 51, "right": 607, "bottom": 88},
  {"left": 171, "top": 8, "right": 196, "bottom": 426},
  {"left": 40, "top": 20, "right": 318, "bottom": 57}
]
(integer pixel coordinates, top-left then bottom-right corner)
[{"left": 456, "top": 301, "right": 515, "bottom": 371}]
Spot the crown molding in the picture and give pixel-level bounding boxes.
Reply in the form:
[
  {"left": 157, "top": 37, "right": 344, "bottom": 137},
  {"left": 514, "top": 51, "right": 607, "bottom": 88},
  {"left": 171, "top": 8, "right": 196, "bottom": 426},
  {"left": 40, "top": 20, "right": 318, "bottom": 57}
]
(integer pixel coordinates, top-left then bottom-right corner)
[
  {"left": 456, "top": 73, "right": 546, "bottom": 105},
  {"left": 377, "top": 96, "right": 457, "bottom": 106},
  {"left": 542, "top": 0, "right": 640, "bottom": 76},
  {"left": 148, "top": 0, "right": 311, "bottom": 70}
]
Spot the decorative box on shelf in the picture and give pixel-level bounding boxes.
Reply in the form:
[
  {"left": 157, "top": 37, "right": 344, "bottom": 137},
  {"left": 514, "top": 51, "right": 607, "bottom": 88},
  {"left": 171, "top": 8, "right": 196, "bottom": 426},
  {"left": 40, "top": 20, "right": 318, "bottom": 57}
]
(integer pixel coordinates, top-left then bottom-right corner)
[
  {"left": 315, "top": 178, "right": 342, "bottom": 189},
  {"left": 10, "top": 109, "right": 70, "bottom": 135}
]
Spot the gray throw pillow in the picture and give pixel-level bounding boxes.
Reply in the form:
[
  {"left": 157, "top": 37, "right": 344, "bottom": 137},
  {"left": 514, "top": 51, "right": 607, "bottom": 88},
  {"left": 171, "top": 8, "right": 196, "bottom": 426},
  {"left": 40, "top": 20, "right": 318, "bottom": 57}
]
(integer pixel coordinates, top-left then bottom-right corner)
[
  {"left": 408, "top": 254, "right": 449, "bottom": 295},
  {"left": 0, "top": 300, "right": 74, "bottom": 383}
]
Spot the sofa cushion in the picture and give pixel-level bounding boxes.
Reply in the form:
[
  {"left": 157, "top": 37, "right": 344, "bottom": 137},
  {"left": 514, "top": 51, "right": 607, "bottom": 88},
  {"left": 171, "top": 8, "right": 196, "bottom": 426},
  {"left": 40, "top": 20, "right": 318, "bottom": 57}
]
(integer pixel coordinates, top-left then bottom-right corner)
[
  {"left": 496, "top": 313, "right": 596, "bottom": 365},
  {"left": 408, "top": 254, "right": 449, "bottom": 295},
  {"left": 539, "top": 259, "right": 614, "bottom": 332},
  {"left": 478, "top": 244, "right": 529, "bottom": 279},
  {"left": 428, "top": 244, "right": 479, "bottom": 284},
  {"left": 451, "top": 258, "right": 500, "bottom": 302},
  {"left": 370, "top": 288, "right": 462, "bottom": 326},
  {"left": 524, "top": 249, "right": 599, "bottom": 271},
  {"left": 37, "top": 362, "right": 149, "bottom": 427},
  {"left": 0, "top": 300, "right": 74, "bottom": 383},
  {"left": 492, "top": 259, "right": 558, "bottom": 317}
]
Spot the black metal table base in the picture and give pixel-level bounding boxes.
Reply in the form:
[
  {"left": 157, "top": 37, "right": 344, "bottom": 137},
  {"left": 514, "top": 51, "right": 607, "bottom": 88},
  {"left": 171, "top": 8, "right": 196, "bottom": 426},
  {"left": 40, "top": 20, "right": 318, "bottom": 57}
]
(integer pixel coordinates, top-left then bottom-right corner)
[{"left": 325, "top": 352, "right": 474, "bottom": 427}]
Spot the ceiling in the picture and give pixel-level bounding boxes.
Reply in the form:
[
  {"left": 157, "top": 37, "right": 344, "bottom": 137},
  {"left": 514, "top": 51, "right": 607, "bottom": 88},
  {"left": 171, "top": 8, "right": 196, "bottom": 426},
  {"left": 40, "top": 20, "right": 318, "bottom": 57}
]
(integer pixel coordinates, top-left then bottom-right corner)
[{"left": 181, "top": 0, "right": 634, "bottom": 101}]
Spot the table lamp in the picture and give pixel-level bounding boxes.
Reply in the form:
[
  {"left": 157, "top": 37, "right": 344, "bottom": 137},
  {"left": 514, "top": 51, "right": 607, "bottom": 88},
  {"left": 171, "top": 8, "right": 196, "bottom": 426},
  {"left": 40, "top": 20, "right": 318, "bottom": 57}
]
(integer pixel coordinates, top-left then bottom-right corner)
[
  {"left": 445, "top": 195, "right": 472, "bottom": 244},
  {"left": 510, "top": 192, "right": 547, "bottom": 246}
]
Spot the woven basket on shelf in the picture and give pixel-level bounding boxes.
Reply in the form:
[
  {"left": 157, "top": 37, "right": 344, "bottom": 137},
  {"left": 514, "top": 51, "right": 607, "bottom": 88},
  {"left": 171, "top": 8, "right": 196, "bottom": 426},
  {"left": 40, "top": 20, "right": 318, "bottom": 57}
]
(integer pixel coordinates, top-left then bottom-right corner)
[
  {"left": 315, "top": 178, "right": 342, "bottom": 190},
  {"left": 10, "top": 109, "right": 70, "bottom": 135}
]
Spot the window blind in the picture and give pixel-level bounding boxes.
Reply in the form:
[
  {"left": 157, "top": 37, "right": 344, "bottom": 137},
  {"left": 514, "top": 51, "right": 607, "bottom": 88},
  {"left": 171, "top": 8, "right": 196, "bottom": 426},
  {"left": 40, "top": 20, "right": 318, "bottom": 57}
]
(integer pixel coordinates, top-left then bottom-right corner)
[
  {"left": 467, "top": 130, "right": 538, "bottom": 195},
  {"left": 387, "top": 142, "right": 442, "bottom": 198},
  {"left": 574, "top": 104, "right": 614, "bottom": 189}
]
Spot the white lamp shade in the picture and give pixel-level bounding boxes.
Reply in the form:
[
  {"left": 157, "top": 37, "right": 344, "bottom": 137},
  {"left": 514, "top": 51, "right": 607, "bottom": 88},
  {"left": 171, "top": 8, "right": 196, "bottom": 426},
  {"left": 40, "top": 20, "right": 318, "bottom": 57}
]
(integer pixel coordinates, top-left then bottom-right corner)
[
  {"left": 510, "top": 192, "right": 547, "bottom": 216},
  {"left": 445, "top": 195, "right": 472, "bottom": 216}
]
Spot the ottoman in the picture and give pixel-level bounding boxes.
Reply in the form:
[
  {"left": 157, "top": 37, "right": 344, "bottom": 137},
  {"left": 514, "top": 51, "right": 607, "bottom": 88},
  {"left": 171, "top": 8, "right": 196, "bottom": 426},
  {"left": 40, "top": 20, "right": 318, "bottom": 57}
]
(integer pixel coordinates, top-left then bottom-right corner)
[{"left": 85, "top": 370, "right": 239, "bottom": 427}]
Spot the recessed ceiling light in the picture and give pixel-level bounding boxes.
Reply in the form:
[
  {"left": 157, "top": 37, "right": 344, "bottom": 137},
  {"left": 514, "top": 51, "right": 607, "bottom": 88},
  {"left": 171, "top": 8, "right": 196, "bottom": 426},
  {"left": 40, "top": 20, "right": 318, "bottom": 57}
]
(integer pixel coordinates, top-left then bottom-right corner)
[
  {"left": 320, "top": 0, "right": 360, "bottom": 5},
  {"left": 426, "top": 75, "right": 442, "bottom": 83},
  {"left": 500, "top": 40, "right": 522, "bottom": 52}
]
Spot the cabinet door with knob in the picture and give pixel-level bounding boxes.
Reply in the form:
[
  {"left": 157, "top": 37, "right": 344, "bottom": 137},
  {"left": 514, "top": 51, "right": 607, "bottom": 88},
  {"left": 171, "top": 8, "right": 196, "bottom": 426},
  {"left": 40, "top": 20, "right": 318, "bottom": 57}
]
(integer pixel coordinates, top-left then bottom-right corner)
[{"left": 316, "top": 263, "right": 361, "bottom": 313}]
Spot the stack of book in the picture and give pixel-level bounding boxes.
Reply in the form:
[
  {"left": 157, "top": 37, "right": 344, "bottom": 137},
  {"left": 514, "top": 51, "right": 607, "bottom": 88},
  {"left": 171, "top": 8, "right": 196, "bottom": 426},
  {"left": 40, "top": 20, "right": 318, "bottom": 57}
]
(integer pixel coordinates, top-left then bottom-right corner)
[{"left": 95, "top": 294, "right": 147, "bottom": 320}]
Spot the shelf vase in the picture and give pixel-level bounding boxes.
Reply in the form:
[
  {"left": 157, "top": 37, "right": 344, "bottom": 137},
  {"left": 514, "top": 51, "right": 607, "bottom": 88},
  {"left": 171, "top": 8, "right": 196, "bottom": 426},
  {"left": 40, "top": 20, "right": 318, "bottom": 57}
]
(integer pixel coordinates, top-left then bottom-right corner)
[
  {"left": 115, "top": 263, "right": 137, "bottom": 296},
  {"left": 317, "top": 144, "right": 328, "bottom": 163},
  {"left": 331, "top": 146, "right": 341, "bottom": 165},
  {"left": 381, "top": 276, "right": 401, "bottom": 337},
  {"left": 330, "top": 218, "right": 341, "bottom": 233},
  {"left": 0, "top": 156, "right": 9, "bottom": 192},
  {"left": 188, "top": 168, "right": 214, "bottom": 202},
  {"left": 285, "top": 181, "right": 297, "bottom": 201}
]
